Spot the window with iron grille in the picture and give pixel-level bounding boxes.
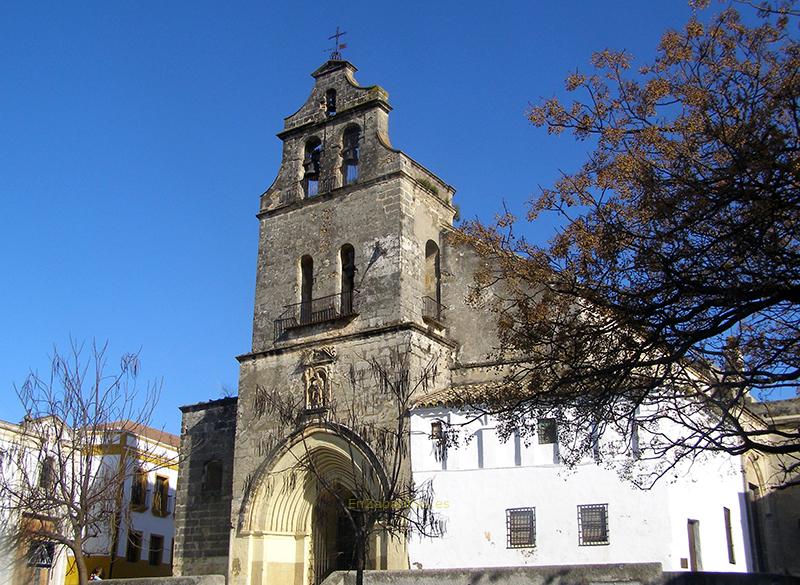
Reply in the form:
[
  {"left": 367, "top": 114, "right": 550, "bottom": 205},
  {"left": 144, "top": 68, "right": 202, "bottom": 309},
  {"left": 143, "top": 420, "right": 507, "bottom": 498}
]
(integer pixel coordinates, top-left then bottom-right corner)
[
  {"left": 149, "top": 534, "right": 164, "bottom": 566},
  {"left": 578, "top": 504, "right": 609, "bottom": 545},
  {"left": 537, "top": 419, "right": 557, "bottom": 444},
  {"left": 506, "top": 507, "right": 536, "bottom": 548},
  {"left": 126, "top": 530, "right": 142, "bottom": 562}
]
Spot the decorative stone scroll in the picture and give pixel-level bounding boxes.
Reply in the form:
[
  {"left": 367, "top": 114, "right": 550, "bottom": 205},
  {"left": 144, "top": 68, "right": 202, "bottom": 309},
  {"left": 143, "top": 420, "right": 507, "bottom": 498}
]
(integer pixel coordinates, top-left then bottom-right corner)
[{"left": 302, "top": 346, "right": 337, "bottom": 365}]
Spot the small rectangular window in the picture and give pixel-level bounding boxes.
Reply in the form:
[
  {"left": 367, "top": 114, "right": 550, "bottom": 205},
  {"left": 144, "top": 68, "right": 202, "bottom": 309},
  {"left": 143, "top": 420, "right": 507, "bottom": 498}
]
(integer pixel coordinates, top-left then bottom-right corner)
[
  {"left": 724, "top": 507, "right": 735, "bottom": 564},
  {"left": 578, "top": 504, "right": 609, "bottom": 545},
  {"left": 537, "top": 419, "right": 557, "bottom": 444},
  {"left": 126, "top": 531, "right": 142, "bottom": 562},
  {"left": 149, "top": 534, "right": 164, "bottom": 566},
  {"left": 202, "top": 460, "right": 223, "bottom": 498},
  {"left": 506, "top": 507, "right": 536, "bottom": 548}
]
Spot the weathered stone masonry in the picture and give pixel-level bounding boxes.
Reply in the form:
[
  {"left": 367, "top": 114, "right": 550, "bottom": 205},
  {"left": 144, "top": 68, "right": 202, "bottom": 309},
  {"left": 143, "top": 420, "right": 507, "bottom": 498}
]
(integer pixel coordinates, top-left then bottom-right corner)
[
  {"left": 174, "top": 58, "right": 496, "bottom": 585},
  {"left": 173, "top": 397, "right": 237, "bottom": 577}
]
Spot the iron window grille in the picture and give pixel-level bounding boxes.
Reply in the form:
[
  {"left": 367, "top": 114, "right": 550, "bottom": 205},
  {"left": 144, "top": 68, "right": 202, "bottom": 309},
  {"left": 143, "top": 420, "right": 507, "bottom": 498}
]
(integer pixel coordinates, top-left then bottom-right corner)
[
  {"left": 537, "top": 418, "right": 557, "bottom": 444},
  {"left": 26, "top": 541, "right": 55, "bottom": 568},
  {"left": 506, "top": 507, "right": 536, "bottom": 548},
  {"left": 149, "top": 534, "right": 164, "bottom": 566},
  {"left": 578, "top": 504, "right": 609, "bottom": 545},
  {"left": 126, "top": 530, "right": 143, "bottom": 562}
]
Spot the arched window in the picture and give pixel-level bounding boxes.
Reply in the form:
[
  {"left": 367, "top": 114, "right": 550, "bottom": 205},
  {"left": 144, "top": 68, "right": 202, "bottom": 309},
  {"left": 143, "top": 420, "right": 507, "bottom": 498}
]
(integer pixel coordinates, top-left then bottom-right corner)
[
  {"left": 300, "top": 255, "right": 314, "bottom": 324},
  {"left": 325, "top": 89, "right": 337, "bottom": 117},
  {"left": 341, "top": 126, "right": 360, "bottom": 186},
  {"left": 340, "top": 244, "right": 355, "bottom": 315},
  {"left": 423, "top": 240, "right": 442, "bottom": 322},
  {"left": 303, "top": 138, "right": 322, "bottom": 197}
]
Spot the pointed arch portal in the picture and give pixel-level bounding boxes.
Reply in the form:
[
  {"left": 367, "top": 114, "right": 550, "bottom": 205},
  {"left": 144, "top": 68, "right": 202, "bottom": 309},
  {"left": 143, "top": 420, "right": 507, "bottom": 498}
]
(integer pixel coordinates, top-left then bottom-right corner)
[{"left": 230, "top": 425, "right": 402, "bottom": 585}]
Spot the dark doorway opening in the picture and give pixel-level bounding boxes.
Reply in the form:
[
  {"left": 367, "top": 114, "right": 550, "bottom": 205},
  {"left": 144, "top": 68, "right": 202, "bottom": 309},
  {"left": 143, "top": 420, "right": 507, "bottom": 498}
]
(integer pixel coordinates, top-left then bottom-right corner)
[{"left": 312, "top": 487, "right": 360, "bottom": 585}]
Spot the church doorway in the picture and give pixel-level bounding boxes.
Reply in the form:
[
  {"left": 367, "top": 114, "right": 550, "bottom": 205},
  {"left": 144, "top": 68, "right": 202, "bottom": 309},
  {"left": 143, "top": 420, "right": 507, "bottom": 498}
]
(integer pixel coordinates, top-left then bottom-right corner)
[{"left": 311, "top": 486, "right": 360, "bottom": 585}]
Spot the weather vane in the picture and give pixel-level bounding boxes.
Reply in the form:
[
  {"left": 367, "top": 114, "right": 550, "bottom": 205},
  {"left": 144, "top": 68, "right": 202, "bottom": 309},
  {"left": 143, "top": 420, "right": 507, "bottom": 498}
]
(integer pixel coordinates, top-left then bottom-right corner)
[{"left": 326, "top": 26, "right": 347, "bottom": 60}]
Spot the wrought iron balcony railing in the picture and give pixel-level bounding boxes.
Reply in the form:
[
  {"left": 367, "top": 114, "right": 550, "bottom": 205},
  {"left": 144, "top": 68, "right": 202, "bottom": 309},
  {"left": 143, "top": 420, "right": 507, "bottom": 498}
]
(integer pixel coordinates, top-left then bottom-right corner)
[
  {"left": 274, "top": 290, "right": 357, "bottom": 340},
  {"left": 422, "top": 296, "right": 446, "bottom": 325}
]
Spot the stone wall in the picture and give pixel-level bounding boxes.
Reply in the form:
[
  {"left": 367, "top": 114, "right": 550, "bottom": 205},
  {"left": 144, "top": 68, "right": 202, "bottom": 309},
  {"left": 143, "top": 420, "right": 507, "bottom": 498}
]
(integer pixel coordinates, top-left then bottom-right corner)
[
  {"left": 321, "top": 565, "right": 800, "bottom": 585},
  {"left": 173, "top": 397, "right": 238, "bottom": 577},
  {"left": 231, "top": 328, "right": 453, "bottom": 533},
  {"left": 322, "top": 563, "right": 665, "bottom": 585},
  {"left": 102, "top": 577, "right": 225, "bottom": 585}
]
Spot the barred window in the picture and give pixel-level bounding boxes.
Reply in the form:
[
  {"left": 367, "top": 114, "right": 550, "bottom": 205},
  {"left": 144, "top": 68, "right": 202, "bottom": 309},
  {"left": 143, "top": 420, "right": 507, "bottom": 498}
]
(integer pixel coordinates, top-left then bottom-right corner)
[
  {"left": 506, "top": 507, "right": 536, "bottom": 548},
  {"left": 537, "top": 419, "right": 557, "bottom": 444},
  {"left": 578, "top": 504, "right": 609, "bottom": 545},
  {"left": 126, "top": 530, "right": 142, "bottom": 562},
  {"left": 149, "top": 534, "right": 164, "bottom": 566},
  {"left": 26, "top": 541, "right": 55, "bottom": 568}
]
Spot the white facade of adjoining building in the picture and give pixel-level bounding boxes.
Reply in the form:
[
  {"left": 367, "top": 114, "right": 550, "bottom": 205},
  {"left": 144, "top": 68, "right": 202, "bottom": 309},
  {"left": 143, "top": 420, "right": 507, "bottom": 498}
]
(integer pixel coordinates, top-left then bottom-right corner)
[
  {"left": 0, "top": 417, "right": 178, "bottom": 585},
  {"left": 67, "top": 427, "right": 179, "bottom": 584},
  {"left": 0, "top": 419, "right": 69, "bottom": 585},
  {"left": 79, "top": 431, "right": 179, "bottom": 563},
  {"left": 408, "top": 407, "right": 752, "bottom": 573}
]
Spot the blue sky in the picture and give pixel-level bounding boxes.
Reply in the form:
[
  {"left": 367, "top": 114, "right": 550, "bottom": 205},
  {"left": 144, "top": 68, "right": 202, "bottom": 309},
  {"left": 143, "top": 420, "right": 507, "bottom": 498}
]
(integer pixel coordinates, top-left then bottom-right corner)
[{"left": 1, "top": 1, "right": 710, "bottom": 433}]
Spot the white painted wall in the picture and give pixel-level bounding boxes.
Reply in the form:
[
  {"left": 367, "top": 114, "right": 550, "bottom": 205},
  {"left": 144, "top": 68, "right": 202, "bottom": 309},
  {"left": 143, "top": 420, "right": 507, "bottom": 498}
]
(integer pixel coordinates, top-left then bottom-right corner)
[
  {"left": 0, "top": 420, "right": 68, "bottom": 585},
  {"left": 408, "top": 408, "right": 751, "bottom": 573}
]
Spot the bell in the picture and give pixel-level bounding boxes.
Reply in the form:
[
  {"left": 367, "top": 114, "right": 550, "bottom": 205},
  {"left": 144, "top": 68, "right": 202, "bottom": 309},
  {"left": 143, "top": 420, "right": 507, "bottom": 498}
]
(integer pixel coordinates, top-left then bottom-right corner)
[
  {"left": 303, "top": 157, "right": 319, "bottom": 175},
  {"left": 342, "top": 148, "right": 358, "bottom": 164}
]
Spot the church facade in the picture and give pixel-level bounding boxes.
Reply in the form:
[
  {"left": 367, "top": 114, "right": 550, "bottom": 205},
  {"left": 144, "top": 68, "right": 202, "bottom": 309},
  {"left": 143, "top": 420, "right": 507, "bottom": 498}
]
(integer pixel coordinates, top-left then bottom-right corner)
[{"left": 172, "top": 59, "right": 756, "bottom": 585}]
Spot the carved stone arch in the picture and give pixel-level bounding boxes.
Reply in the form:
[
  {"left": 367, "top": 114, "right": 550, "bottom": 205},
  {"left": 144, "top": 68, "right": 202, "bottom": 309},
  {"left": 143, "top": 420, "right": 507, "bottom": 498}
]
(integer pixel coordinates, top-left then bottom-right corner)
[
  {"left": 231, "top": 423, "right": 393, "bottom": 585},
  {"left": 237, "top": 422, "right": 389, "bottom": 535}
]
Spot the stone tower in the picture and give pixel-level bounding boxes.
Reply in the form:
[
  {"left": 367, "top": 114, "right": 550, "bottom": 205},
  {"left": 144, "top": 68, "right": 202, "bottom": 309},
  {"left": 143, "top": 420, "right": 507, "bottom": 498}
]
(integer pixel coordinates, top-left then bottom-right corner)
[{"left": 174, "top": 59, "right": 461, "bottom": 585}]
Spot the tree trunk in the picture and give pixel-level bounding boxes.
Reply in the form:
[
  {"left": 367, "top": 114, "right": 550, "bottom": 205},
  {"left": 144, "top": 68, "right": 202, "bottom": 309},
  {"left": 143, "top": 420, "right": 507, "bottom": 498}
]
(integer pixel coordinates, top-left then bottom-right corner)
[
  {"left": 72, "top": 547, "right": 89, "bottom": 585},
  {"left": 355, "top": 531, "right": 365, "bottom": 585}
]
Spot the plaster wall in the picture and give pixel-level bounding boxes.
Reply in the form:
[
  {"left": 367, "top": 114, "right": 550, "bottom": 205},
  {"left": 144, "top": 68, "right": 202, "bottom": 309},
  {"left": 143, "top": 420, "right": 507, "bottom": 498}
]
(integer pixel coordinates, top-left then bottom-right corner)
[{"left": 409, "top": 410, "right": 750, "bottom": 574}]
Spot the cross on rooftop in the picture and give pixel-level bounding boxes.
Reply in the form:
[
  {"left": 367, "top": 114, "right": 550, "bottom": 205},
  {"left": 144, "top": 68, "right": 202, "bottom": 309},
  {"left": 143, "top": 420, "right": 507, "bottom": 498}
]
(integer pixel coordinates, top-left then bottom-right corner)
[{"left": 327, "top": 26, "right": 347, "bottom": 61}]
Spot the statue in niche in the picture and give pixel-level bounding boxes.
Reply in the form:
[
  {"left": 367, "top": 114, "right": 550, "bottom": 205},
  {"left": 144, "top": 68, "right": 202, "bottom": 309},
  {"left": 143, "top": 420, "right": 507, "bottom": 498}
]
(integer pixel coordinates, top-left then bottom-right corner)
[{"left": 304, "top": 366, "right": 328, "bottom": 410}]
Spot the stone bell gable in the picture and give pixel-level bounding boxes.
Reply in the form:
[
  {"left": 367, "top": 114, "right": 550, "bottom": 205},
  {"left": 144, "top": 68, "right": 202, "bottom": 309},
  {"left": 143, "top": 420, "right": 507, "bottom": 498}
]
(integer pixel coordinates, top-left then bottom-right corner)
[{"left": 250, "top": 59, "right": 458, "bottom": 356}]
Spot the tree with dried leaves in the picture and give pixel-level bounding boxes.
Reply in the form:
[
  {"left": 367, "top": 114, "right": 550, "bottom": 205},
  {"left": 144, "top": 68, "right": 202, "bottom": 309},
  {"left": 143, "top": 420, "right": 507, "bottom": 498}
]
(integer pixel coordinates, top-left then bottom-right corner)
[
  {"left": 459, "top": 0, "right": 800, "bottom": 487},
  {"left": 257, "top": 347, "right": 443, "bottom": 585},
  {"left": 0, "top": 341, "right": 165, "bottom": 585}
]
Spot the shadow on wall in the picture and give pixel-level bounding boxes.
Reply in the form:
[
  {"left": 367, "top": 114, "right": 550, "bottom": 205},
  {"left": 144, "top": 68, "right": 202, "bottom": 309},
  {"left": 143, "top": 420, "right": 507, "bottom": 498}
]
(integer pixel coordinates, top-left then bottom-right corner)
[{"left": 743, "top": 481, "right": 800, "bottom": 577}]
